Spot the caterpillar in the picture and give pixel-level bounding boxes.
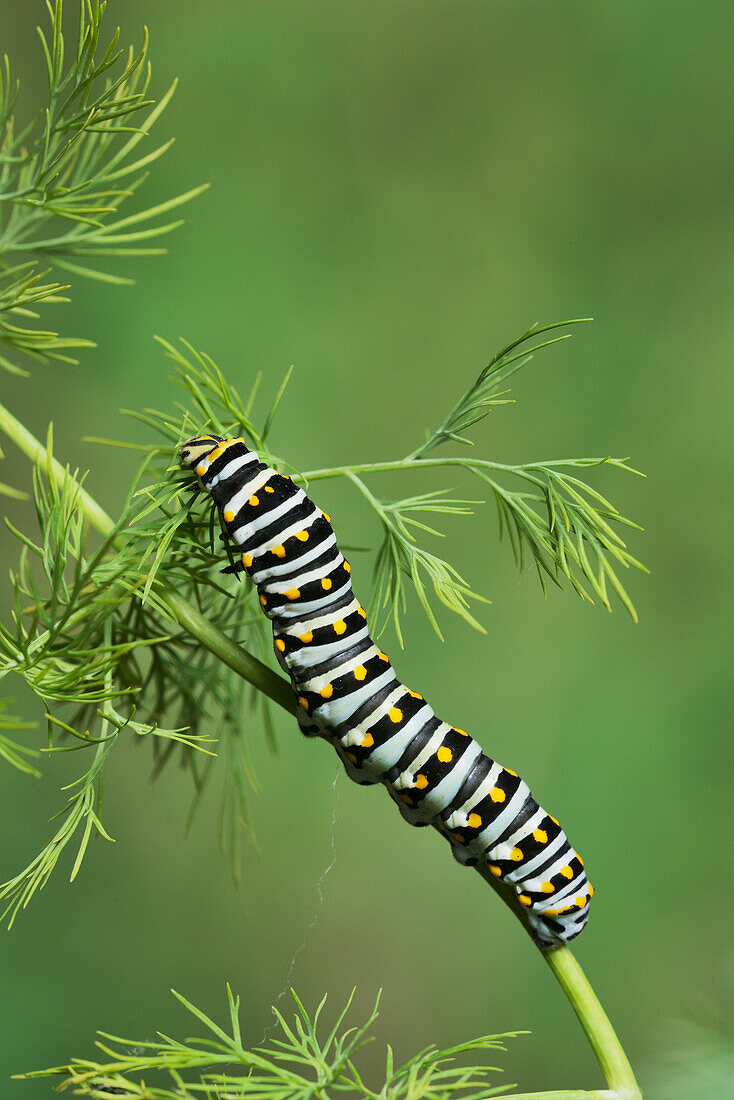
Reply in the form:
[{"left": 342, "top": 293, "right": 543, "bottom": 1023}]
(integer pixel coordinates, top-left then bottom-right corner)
[{"left": 179, "top": 433, "right": 593, "bottom": 948}]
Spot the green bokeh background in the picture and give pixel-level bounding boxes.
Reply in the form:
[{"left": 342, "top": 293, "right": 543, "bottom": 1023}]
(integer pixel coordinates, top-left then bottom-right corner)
[{"left": 1, "top": 2, "right": 733, "bottom": 1097}]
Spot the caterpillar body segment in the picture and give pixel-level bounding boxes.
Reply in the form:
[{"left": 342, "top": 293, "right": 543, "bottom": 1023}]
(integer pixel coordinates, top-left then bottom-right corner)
[{"left": 180, "top": 434, "right": 592, "bottom": 947}]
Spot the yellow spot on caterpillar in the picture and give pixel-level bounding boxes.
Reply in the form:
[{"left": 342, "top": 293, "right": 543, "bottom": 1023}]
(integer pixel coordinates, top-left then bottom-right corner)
[
  {"left": 249, "top": 495, "right": 259, "bottom": 506},
  {"left": 544, "top": 907, "right": 561, "bottom": 917},
  {"left": 578, "top": 856, "right": 584, "bottom": 867},
  {"left": 388, "top": 707, "right": 402, "bottom": 724},
  {"left": 196, "top": 464, "right": 206, "bottom": 476},
  {"left": 488, "top": 864, "right": 502, "bottom": 877},
  {"left": 415, "top": 774, "right": 428, "bottom": 789},
  {"left": 354, "top": 665, "right": 367, "bottom": 681},
  {"left": 588, "top": 883, "right": 594, "bottom": 897},
  {"left": 223, "top": 510, "right": 235, "bottom": 522},
  {"left": 242, "top": 554, "right": 253, "bottom": 568},
  {"left": 298, "top": 697, "right": 309, "bottom": 710},
  {"left": 510, "top": 847, "right": 524, "bottom": 862},
  {"left": 358, "top": 607, "right": 366, "bottom": 618},
  {"left": 272, "top": 545, "right": 286, "bottom": 558},
  {"left": 541, "top": 881, "right": 555, "bottom": 894},
  {"left": 343, "top": 561, "right": 350, "bottom": 572},
  {"left": 275, "top": 639, "right": 286, "bottom": 653},
  {"left": 437, "top": 746, "right": 453, "bottom": 764},
  {"left": 321, "top": 578, "right": 332, "bottom": 590},
  {"left": 320, "top": 684, "right": 333, "bottom": 699},
  {"left": 490, "top": 787, "right": 506, "bottom": 803},
  {"left": 259, "top": 595, "right": 267, "bottom": 607},
  {"left": 284, "top": 588, "right": 300, "bottom": 600},
  {"left": 299, "top": 630, "right": 313, "bottom": 643},
  {"left": 323, "top": 512, "right": 331, "bottom": 523},
  {"left": 264, "top": 485, "right": 275, "bottom": 493},
  {"left": 379, "top": 652, "right": 390, "bottom": 663},
  {"left": 533, "top": 829, "right": 548, "bottom": 844},
  {"left": 549, "top": 816, "right": 559, "bottom": 826},
  {"left": 505, "top": 768, "right": 518, "bottom": 777},
  {"left": 296, "top": 530, "right": 309, "bottom": 541},
  {"left": 455, "top": 728, "right": 468, "bottom": 736},
  {"left": 467, "top": 812, "right": 482, "bottom": 829},
  {"left": 361, "top": 732, "right": 374, "bottom": 748},
  {"left": 518, "top": 894, "right": 532, "bottom": 907},
  {"left": 576, "top": 895, "right": 588, "bottom": 908},
  {"left": 560, "top": 865, "right": 574, "bottom": 879},
  {"left": 400, "top": 793, "right": 413, "bottom": 805},
  {"left": 334, "top": 620, "right": 347, "bottom": 635}
]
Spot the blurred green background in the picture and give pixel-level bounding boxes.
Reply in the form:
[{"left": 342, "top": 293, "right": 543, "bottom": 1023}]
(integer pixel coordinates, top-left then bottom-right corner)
[{"left": 1, "top": 2, "right": 733, "bottom": 1096}]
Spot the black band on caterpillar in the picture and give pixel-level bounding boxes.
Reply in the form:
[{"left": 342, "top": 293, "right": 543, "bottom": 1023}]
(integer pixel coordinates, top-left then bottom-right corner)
[{"left": 179, "top": 434, "right": 593, "bottom": 947}]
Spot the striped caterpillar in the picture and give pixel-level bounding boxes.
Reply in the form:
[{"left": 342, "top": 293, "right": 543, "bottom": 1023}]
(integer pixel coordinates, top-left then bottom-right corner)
[{"left": 180, "top": 433, "right": 593, "bottom": 947}]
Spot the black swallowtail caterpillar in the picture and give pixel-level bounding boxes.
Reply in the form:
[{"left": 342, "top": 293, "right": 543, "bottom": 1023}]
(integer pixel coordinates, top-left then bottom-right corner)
[{"left": 180, "top": 434, "right": 593, "bottom": 948}]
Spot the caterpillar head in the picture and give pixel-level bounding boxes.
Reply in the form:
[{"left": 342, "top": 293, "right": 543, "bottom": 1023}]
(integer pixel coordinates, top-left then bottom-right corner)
[{"left": 179, "top": 434, "right": 224, "bottom": 469}]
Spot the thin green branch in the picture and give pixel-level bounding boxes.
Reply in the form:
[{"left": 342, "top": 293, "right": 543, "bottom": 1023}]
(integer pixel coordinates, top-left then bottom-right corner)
[
  {"left": 302, "top": 455, "right": 627, "bottom": 482},
  {"left": 407, "top": 319, "right": 592, "bottom": 460}
]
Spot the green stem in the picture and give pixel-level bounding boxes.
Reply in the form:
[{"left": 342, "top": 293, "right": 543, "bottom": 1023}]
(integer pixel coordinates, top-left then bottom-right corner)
[
  {"left": 301, "top": 456, "right": 519, "bottom": 481},
  {"left": 0, "top": 401, "right": 640, "bottom": 1099},
  {"left": 542, "top": 948, "right": 641, "bottom": 1099},
  {"left": 163, "top": 589, "right": 295, "bottom": 714},
  {"left": 300, "top": 455, "right": 618, "bottom": 486},
  {"left": 471, "top": 868, "right": 641, "bottom": 1099},
  {"left": 0, "top": 403, "right": 114, "bottom": 536}
]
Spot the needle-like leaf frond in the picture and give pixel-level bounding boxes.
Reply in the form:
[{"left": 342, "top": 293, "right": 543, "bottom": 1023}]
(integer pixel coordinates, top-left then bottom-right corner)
[
  {"left": 0, "top": 1, "right": 205, "bottom": 375},
  {"left": 16, "top": 987, "right": 518, "bottom": 1099}
]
